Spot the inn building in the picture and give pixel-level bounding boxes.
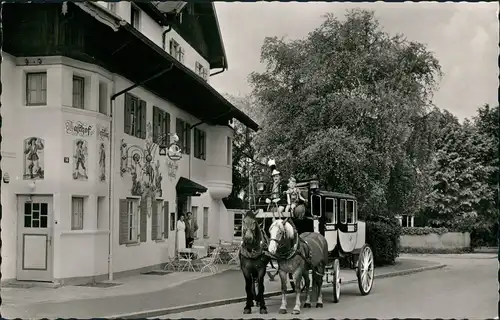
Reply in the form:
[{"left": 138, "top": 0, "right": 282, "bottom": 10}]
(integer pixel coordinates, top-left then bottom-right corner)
[{"left": 1, "top": 2, "right": 258, "bottom": 284}]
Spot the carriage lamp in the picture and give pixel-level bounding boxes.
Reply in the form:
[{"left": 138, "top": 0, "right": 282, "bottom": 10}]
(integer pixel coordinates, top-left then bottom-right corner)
[
  {"left": 257, "top": 181, "right": 265, "bottom": 192},
  {"left": 309, "top": 180, "right": 319, "bottom": 190}
]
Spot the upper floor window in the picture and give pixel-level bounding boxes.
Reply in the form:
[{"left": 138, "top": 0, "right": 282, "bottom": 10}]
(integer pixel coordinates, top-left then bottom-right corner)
[
  {"left": 131, "top": 4, "right": 141, "bottom": 29},
  {"left": 26, "top": 72, "right": 47, "bottom": 106},
  {"left": 72, "top": 76, "right": 85, "bottom": 109},
  {"left": 226, "top": 137, "right": 232, "bottom": 165},
  {"left": 193, "top": 128, "right": 206, "bottom": 160},
  {"left": 153, "top": 106, "right": 171, "bottom": 144},
  {"left": 170, "top": 39, "right": 185, "bottom": 63},
  {"left": 124, "top": 93, "right": 146, "bottom": 139},
  {"left": 175, "top": 118, "right": 191, "bottom": 155},
  {"left": 98, "top": 82, "right": 108, "bottom": 115},
  {"left": 195, "top": 62, "right": 208, "bottom": 81}
]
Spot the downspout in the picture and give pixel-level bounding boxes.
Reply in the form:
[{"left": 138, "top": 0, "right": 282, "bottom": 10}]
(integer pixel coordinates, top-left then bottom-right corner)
[
  {"left": 107, "top": 64, "right": 174, "bottom": 281},
  {"left": 161, "top": 24, "right": 172, "bottom": 50}
]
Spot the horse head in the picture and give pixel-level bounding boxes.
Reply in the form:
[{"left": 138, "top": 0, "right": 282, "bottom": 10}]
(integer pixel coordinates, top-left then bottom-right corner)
[
  {"left": 268, "top": 218, "right": 295, "bottom": 255},
  {"left": 242, "top": 210, "right": 261, "bottom": 247}
]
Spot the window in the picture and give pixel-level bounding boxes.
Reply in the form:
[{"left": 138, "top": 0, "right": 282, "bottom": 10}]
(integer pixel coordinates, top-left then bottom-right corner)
[
  {"left": 226, "top": 137, "right": 232, "bottom": 165},
  {"left": 107, "top": 2, "right": 116, "bottom": 13},
  {"left": 169, "top": 39, "right": 184, "bottom": 63},
  {"left": 195, "top": 62, "right": 208, "bottom": 80},
  {"left": 233, "top": 212, "right": 243, "bottom": 238},
  {"left": 72, "top": 76, "right": 85, "bottom": 109},
  {"left": 71, "top": 197, "right": 84, "bottom": 230},
  {"left": 311, "top": 195, "right": 321, "bottom": 217},
  {"left": 176, "top": 118, "right": 191, "bottom": 154},
  {"left": 124, "top": 93, "right": 146, "bottom": 139},
  {"left": 97, "top": 196, "right": 106, "bottom": 230},
  {"left": 203, "top": 207, "right": 209, "bottom": 238},
  {"left": 130, "top": 4, "right": 140, "bottom": 29},
  {"left": 325, "top": 198, "right": 335, "bottom": 224},
  {"left": 191, "top": 206, "right": 198, "bottom": 239},
  {"left": 193, "top": 128, "right": 206, "bottom": 160},
  {"left": 119, "top": 198, "right": 145, "bottom": 244},
  {"left": 401, "top": 214, "right": 413, "bottom": 227},
  {"left": 26, "top": 72, "right": 47, "bottom": 106},
  {"left": 98, "top": 82, "right": 108, "bottom": 115},
  {"left": 339, "top": 199, "right": 346, "bottom": 223},
  {"left": 152, "top": 200, "right": 164, "bottom": 241},
  {"left": 346, "top": 200, "right": 356, "bottom": 223},
  {"left": 153, "top": 107, "right": 171, "bottom": 144}
]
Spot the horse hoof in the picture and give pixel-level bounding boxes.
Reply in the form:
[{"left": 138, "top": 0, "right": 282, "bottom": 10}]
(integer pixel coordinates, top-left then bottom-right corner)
[
  {"left": 278, "top": 308, "right": 287, "bottom": 314},
  {"left": 292, "top": 309, "right": 301, "bottom": 315},
  {"left": 303, "top": 303, "right": 311, "bottom": 308},
  {"left": 316, "top": 303, "right": 323, "bottom": 308},
  {"left": 243, "top": 308, "right": 251, "bottom": 314},
  {"left": 260, "top": 308, "right": 268, "bottom": 314}
]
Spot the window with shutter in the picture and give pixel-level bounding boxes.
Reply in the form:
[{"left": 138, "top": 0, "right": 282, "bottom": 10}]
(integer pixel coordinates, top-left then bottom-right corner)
[
  {"left": 203, "top": 207, "right": 209, "bottom": 238},
  {"left": 26, "top": 72, "right": 47, "bottom": 106},
  {"left": 193, "top": 128, "right": 206, "bottom": 160},
  {"left": 124, "top": 94, "right": 146, "bottom": 139},
  {"left": 185, "top": 123, "right": 191, "bottom": 155},
  {"left": 139, "top": 99, "right": 147, "bottom": 139},
  {"left": 71, "top": 197, "right": 84, "bottom": 230},
  {"left": 151, "top": 199, "right": 158, "bottom": 240},
  {"left": 140, "top": 198, "right": 148, "bottom": 242},
  {"left": 163, "top": 201, "right": 169, "bottom": 238},
  {"left": 119, "top": 199, "right": 129, "bottom": 244},
  {"left": 72, "top": 76, "right": 85, "bottom": 109}
]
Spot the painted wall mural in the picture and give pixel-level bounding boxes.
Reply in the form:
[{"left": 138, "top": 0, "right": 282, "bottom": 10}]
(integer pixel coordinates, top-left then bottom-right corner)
[
  {"left": 167, "top": 160, "right": 179, "bottom": 181},
  {"left": 65, "top": 120, "right": 95, "bottom": 137},
  {"left": 97, "top": 124, "right": 109, "bottom": 141},
  {"left": 120, "top": 122, "right": 163, "bottom": 199},
  {"left": 23, "top": 137, "right": 45, "bottom": 180},
  {"left": 98, "top": 142, "right": 106, "bottom": 182},
  {"left": 73, "top": 139, "right": 88, "bottom": 180}
]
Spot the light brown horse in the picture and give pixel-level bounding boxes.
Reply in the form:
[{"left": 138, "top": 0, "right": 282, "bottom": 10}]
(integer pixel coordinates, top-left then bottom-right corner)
[{"left": 267, "top": 218, "right": 328, "bottom": 315}]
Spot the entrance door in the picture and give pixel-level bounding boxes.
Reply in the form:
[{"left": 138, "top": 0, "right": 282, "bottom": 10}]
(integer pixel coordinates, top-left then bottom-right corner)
[{"left": 16, "top": 196, "right": 53, "bottom": 282}]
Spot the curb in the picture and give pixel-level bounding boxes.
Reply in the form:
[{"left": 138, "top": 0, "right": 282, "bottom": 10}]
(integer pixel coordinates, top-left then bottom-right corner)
[{"left": 110, "top": 263, "right": 446, "bottom": 319}]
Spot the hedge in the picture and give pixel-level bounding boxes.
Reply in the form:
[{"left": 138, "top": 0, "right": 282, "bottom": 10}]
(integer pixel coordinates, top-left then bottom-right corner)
[
  {"left": 400, "top": 247, "right": 472, "bottom": 254},
  {"left": 401, "top": 227, "right": 449, "bottom": 236},
  {"left": 365, "top": 215, "right": 402, "bottom": 266}
]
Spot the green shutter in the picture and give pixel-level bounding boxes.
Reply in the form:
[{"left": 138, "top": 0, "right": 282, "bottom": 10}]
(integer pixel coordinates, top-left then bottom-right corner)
[
  {"left": 152, "top": 106, "right": 159, "bottom": 142},
  {"left": 151, "top": 200, "right": 158, "bottom": 240},
  {"left": 202, "top": 131, "right": 206, "bottom": 160},
  {"left": 124, "top": 94, "right": 132, "bottom": 135},
  {"left": 139, "top": 99, "right": 147, "bottom": 139},
  {"left": 185, "top": 123, "right": 191, "bottom": 155},
  {"left": 140, "top": 198, "right": 148, "bottom": 242},
  {"left": 165, "top": 113, "right": 171, "bottom": 145},
  {"left": 163, "top": 201, "right": 169, "bottom": 238},
  {"left": 119, "top": 199, "right": 129, "bottom": 245}
]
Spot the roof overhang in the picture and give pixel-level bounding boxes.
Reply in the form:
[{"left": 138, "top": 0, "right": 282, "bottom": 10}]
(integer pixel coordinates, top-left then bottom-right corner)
[{"left": 75, "top": 2, "right": 258, "bottom": 131}]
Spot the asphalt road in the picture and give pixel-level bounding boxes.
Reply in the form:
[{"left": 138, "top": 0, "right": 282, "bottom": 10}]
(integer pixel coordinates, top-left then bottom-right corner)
[{"left": 164, "top": 255, "right": 498, "bottom": 319}]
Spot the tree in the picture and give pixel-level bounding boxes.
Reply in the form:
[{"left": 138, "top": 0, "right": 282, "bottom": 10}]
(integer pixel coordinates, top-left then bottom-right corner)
[{"left": 249, "top": 9, "right": 442, "bottom": 217}]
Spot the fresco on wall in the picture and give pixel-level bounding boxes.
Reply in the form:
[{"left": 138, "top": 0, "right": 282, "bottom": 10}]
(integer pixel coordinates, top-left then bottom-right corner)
[
  {"left": 121, "top": 122, "right": 163, "bottom": 199},
  {"left": 23, "top": 137, "right": 45, "bottom": 180},
  {"left": 73, "top": 139, "right": 88, "bottom": 180},
  {"left": 98, "top": 142, "right": 106, "bottom": 182}
]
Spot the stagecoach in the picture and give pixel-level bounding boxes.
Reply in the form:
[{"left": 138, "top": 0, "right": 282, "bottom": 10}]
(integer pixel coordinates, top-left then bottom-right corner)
[{"left": 252, "top": 178, "right": 374, "bottom": 302}]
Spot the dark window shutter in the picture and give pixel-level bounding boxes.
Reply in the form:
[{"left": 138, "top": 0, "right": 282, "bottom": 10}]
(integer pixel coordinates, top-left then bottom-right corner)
[
  {"left": 119, "top": 199, "right": 129, "bottom": 245},
  {"left": 176, "top": 118, "right": 184, "bottom": 149},
  {"left": 165, "top": 113, "right": 171, "bottom": 145},
  {"left": 185, "top": 123, "right": 191, "bottom": 155},
  {"left": 124, "top": 94, "right": 132, "bottom": 135},
  {"left": 163, "top": 201, "right": 169, "bottom": 238},
  {"left": 140, "top": 198, "right": 148, "bottom": 242},
  {"left": 152, "top": 106, "right": 158, "bottom": 142},
  {"left": 151, "top": 200, "right": 158, "bottom": 240},
  {"left": 202, "top": 131, "right": 206, "bottom": 160},
  {"left": 139, "top": 99, "right": 147, "bottom": 139}
]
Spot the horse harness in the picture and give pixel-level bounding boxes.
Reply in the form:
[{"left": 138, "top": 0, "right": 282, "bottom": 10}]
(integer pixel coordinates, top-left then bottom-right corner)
[{"left": 240, "top": 228, "right": 269, "bottom": 260}]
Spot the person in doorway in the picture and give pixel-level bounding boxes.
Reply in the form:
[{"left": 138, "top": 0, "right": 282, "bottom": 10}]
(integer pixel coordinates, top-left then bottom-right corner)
[
  {"left": 185, "top": 211, "right": 198, "bottom": 248},
  {"left": 176, "top": 213, "right": 186, "bottom": 252}
]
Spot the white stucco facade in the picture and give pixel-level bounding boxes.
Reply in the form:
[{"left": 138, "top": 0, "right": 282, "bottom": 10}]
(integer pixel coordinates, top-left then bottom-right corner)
[{"left": 1, "top": 2, "right": 235, "bottom": 283}]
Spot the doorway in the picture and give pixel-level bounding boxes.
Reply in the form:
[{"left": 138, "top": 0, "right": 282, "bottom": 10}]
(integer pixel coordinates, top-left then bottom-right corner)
[{"left": 16, "top": 195, "right": 54, "bottom": 282}]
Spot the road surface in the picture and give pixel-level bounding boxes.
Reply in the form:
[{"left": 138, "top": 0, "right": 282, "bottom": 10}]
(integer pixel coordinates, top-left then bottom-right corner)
[{"left": 162, "top": 255, "right": 498, "bottom": 319}]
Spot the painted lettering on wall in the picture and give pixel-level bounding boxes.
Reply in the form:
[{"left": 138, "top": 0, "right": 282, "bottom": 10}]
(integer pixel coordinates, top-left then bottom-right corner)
[
  {"left": 65, "top": 120, "right": 95, "bottom": 137},
  {"left": 97, "top": 124, "right": 110, "bottom": 141}
]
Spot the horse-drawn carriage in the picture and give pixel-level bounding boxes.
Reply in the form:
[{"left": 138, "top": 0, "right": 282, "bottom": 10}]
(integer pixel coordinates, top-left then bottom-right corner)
[{"left": 239, "top": 162, "right": 374, "bottom": 315}]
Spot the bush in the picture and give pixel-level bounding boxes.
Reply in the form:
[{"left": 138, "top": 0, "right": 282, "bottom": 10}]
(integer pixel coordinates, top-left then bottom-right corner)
[
  {"left": 401, "top": 227, "right": 449, "bottom": 236},
  {"left": 365, "top": 215, "right": 402, "bottom": 266},
  {"left": 400, "top": 247, "right": 472, "bottom": 254}
]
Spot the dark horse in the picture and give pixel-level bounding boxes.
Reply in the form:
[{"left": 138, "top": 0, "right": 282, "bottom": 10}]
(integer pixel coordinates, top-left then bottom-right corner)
[{"left": 240, "top": 210, "right": 270, "bottom": 314}]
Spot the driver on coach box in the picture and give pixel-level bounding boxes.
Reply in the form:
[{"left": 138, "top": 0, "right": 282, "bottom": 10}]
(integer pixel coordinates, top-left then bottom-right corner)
[{"left": 265, "top": 169, "right": 288, "bottom": 215}]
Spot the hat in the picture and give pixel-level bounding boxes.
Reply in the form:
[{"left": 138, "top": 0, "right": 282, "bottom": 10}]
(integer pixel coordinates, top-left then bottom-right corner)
[{"left": 271, "top": 169, "right": 280, "bottom": 176}]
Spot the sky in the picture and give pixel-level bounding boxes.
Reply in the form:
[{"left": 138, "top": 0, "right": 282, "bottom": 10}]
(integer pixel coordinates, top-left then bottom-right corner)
[{"left": 211, "top": 2, "right": 499, "bottom": 121}]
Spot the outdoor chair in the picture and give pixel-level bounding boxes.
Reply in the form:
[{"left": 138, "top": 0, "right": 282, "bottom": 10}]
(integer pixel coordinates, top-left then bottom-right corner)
[
  {"left": 227, "top": 244, "right": 240, "bottom": 266},
  {"left": 178, "top": 250, "right": 197, "bottom": 272},
  {"left": 200, "top": 246, "right": 221, "bottom": 273},
  {"left": 164, "top": 254, "right": 179, "bottom": 271}
]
